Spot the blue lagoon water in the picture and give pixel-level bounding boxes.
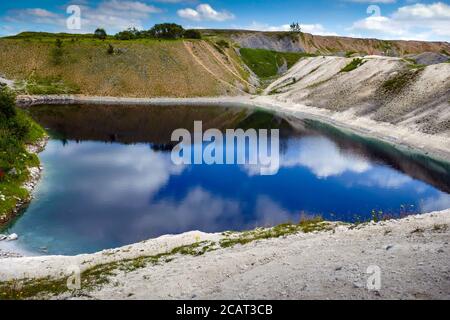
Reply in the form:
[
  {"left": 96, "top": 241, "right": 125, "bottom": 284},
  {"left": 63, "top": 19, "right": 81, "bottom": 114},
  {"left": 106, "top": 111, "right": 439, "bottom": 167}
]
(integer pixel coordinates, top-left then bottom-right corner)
[{"left": 2, "top": 104, "right": 450, "bottom": 255}]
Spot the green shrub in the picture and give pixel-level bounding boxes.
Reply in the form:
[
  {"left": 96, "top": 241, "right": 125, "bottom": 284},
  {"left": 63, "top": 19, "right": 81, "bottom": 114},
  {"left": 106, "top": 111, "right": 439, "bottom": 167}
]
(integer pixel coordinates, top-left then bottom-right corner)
[
  {"left": 149, "top": 23, "right": 184, "bottom": 39},
  {"left": 50, "top": 39, "right": 64, "bottom": 65},
  {"left": 216, "top": 39, "right": 230, "bottom": 48},
  {"left": 94, "top": 28, "right": 107, "bottom": 40},
  {"left": 0, "top": 87, "right": 16, "bottom": 118},
  {"left": 340, "top": 58, "right": 364, "bottom": 72},
  {"left": 107, "top": 44, "right": 114, "bottom": 55},
  {"left": 0, "top": 87, "right": 45, "bottom": 218},
  {"left": 184, "top": 29, "right": 202, "bottom": 39}
]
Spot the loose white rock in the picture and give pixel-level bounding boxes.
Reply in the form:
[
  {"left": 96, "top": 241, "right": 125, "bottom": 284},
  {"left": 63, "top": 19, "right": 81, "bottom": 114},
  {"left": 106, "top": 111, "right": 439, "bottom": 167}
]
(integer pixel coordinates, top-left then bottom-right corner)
[{"left": 6, "top": 233, "right": 18, "bottom": 241}]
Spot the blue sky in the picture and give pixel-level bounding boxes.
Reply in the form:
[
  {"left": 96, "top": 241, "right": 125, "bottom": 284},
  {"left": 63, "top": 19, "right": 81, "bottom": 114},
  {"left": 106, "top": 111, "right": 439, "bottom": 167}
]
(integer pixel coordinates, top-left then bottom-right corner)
[{"left": 0, "top": 0, "right": 449, "bottom": 41}]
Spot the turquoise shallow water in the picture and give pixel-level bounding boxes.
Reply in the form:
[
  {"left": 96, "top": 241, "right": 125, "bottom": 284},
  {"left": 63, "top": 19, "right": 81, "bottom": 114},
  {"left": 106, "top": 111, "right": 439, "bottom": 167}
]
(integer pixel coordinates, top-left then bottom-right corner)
[{"left": 2, "top": 104, "right": 450, "bottom": 255}]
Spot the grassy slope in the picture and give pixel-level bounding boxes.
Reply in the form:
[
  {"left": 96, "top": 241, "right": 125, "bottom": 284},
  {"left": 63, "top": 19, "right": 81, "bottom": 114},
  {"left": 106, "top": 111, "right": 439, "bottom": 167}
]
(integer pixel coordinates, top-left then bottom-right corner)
[
  {"left": 0, "top": 37, "right": 247, "bottom": 97},
  {"left": 0, "top": 89, "right": 46, "bottom": 223},
  {"left": 239, "top": 48, "right": 315, "bottom": 79}
]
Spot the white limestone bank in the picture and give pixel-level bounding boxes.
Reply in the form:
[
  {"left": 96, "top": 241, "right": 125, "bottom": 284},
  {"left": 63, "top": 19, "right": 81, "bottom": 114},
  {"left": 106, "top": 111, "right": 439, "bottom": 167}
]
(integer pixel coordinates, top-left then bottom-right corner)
[{"left": 0, "top": 210, "right": 448, "bottom": 299}]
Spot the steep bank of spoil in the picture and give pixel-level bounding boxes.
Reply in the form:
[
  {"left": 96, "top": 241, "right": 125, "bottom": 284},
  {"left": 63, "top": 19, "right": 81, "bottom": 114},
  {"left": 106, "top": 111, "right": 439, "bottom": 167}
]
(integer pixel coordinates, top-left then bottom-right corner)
[
  {"left": 207, "top": 29, "right": 450, "bottom": 56},
  {"left": 0, "top": 210, "right": 448, "bottom": 299},
  {"left": 0, "top": 38, "right": 253, "bottom": 97},
  {"left": 265, "top": 56, "right": 450, "bottom": 137}
]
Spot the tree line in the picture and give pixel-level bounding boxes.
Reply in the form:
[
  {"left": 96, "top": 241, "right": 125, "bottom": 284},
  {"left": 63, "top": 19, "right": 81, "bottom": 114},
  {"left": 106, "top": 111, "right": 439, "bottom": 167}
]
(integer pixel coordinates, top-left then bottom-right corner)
[{"left": 94, "top": 23, "right": 201, "bottom": 41}]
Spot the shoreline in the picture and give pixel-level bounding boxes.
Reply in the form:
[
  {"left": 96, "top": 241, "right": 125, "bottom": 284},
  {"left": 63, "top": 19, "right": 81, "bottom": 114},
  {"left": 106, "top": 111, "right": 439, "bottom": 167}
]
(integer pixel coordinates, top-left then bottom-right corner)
[
  {"left": 16, "top": 94, "right": 450, "bottom": 164},
  {"left": 0, "top": 210, "right": 448, "bottom": 299},
  {"left": 0, "top": 137, "right": 48, "bottom": 257}
]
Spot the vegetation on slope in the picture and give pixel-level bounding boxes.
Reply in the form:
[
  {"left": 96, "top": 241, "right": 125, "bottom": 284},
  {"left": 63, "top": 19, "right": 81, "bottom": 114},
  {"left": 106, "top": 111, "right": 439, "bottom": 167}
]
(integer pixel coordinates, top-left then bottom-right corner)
[
  {"left": 340, "top": 58, "right": 365, "bottom": 72},
  {"left": 239, "top": 48, "right": 315, "bottom": 79},
  {"left": 0, "top": 217, "right": 330, "bottom": 299},
  {"left": 0, "top": 35, "right": 244, "bottom": 97},
  {"left": 0, "top": 87, "right": 45, "bottom": 223}
]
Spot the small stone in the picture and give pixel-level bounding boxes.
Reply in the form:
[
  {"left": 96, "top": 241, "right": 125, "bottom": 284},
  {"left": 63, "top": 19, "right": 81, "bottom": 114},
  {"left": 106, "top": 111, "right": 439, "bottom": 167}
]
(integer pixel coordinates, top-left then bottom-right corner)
[
  {"left": 385, "top": 245, "right": 394, "bottom": 251},
  {"left": 6, "top": 233, "right": 18, "bottom": 241},
  {"left": 335, "top": 266, "right": 343, "bottom": 271}
]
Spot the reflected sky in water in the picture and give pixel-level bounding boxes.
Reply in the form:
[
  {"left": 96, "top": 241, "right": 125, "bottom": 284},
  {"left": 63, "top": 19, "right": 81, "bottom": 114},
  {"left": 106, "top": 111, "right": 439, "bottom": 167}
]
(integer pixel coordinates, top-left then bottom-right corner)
[{"left": 2, "top": 105, "right": 450, "bottom": 255}]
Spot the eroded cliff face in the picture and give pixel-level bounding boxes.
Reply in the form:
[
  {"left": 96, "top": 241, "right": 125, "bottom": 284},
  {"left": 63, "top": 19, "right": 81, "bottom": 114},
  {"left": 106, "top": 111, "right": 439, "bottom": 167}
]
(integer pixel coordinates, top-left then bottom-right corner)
[
  {"left": 227, "top": 31, "right": 450, "bottom": 57},
  {"left": 265, "top": 56, "right": 450, "bottom": 136}
]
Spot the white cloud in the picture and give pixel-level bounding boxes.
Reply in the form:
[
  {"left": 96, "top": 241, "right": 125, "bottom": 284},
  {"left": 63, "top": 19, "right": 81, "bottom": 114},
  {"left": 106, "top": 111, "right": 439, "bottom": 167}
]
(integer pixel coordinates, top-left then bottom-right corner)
[
  {"left": 4, "top": 0, "right": 162, "bottom": 34},
  {"left": 242, "top": 137, "right": 371, "bottom": 178},
  {"left": 359, "top": 168, "right": 412, "bottom": 189},
  {"left": 5, "top": 8, "right": 63, "bottom": 25},
  {"left": 350, "top": 2, "right": 450, "bottom": 40},
  {"left": 286, "top": 137, "right": 371, "bottom": 178},
  {"left": 177, "top": 4, "right": 234, "bottom": 22},
  {"left": 240, "top": 21, "right": 338, "bottom": 36},
  {"left": 346, "top": 0, "right": 396, "bottom": 3},
  {"left": 420, "top": 193, "right": 450, "bottom": 213}
]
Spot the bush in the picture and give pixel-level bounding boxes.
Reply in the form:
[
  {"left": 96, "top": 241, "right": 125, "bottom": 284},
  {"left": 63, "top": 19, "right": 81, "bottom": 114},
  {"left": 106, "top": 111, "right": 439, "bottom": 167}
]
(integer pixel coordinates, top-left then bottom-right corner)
[
  {"left": 150, "top": 23, "right": 184, "bottom": 39},
  {"left": 184, "top": 29, "right": 201, "bottom": 39},
  {"left": 51, "top": 39, "right": 64, "bottom": 65},
  {"left": 340, "top": 58, "right": 364, "bottom": 72},
  {"left": 0, "top": 87, "right": 16, "bottom": 119},
  {"left": 94, "top": 28, "right": 107, "bottom": 40},
  {"left": 107, "top": 44, "right": 114, "bottom": 55},
  {"left": 216, "top": 40, "right": 229, "bottom": 48},
  {"left": 0, "top": 86, "right": 46, "bottom": 217},
  {"left": 114, "top": 28, "right": 141, "bottom": 40}
]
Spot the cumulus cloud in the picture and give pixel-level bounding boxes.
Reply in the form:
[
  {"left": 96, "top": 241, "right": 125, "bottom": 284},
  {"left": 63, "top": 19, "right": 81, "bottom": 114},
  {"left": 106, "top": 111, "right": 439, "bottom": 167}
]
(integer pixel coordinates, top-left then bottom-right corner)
[
  {"left": 177, "top": 4, "right": 234, "bottom": 22},
  {"left": 420, "top": 193, "right": 450, "bottom": 213},
  {"left": 350, "top": 2, "right": 450, "bottom": 40},
  {"left": 346, "top": 0, "right": 396, "bottom": 3},
  {"left": 241, "top": 137, "right": 371, "bottom": 178},
  {"left": 283, "top": 137, "right": 371, "bottom": 178},
  {"left": 4, "top": 0, "right": 162, "bottom": 34}
]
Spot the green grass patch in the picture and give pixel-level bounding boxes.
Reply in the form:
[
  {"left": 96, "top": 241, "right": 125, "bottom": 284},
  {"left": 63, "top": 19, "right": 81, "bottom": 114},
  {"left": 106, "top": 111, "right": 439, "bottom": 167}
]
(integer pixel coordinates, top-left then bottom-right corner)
[
  {"left": 219, "top": 216, "right": 329, "bottom": 248},
  {"left": 402, "top": 58, "right": 425, "bottom": 70},
  {"left": 15, "top": 75, "right": 80, "bottom": 95},
  {"left": 381, "top": 70, "right": 421, "bottom": 94},
  {"left": 0, "top": 216, "right": 334, "bottom": 299},
  {"left": 340, "top": 58, "right": 365, "bottom": 73},
  {"left": 239, "top": 48, "right": 315, "bottom": 79},
  {"left": 0, "top": 240, "right": 216, "bottom": 299}
]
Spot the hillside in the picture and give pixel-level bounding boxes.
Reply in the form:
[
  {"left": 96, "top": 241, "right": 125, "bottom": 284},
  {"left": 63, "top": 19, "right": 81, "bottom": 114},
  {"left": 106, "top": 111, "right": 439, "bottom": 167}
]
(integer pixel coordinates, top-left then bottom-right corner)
[
  {"left": 0, "top": 37, "right": 254, "bottom": 97},
  {"left": 265, "top": 56, "right": 450, "bottom": 136},
  {"left": 203, "top": 29, "right": 450, "bottom": 57},
  {"left": 1, "top": 31, "right": 449, "bottom": 98}
]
